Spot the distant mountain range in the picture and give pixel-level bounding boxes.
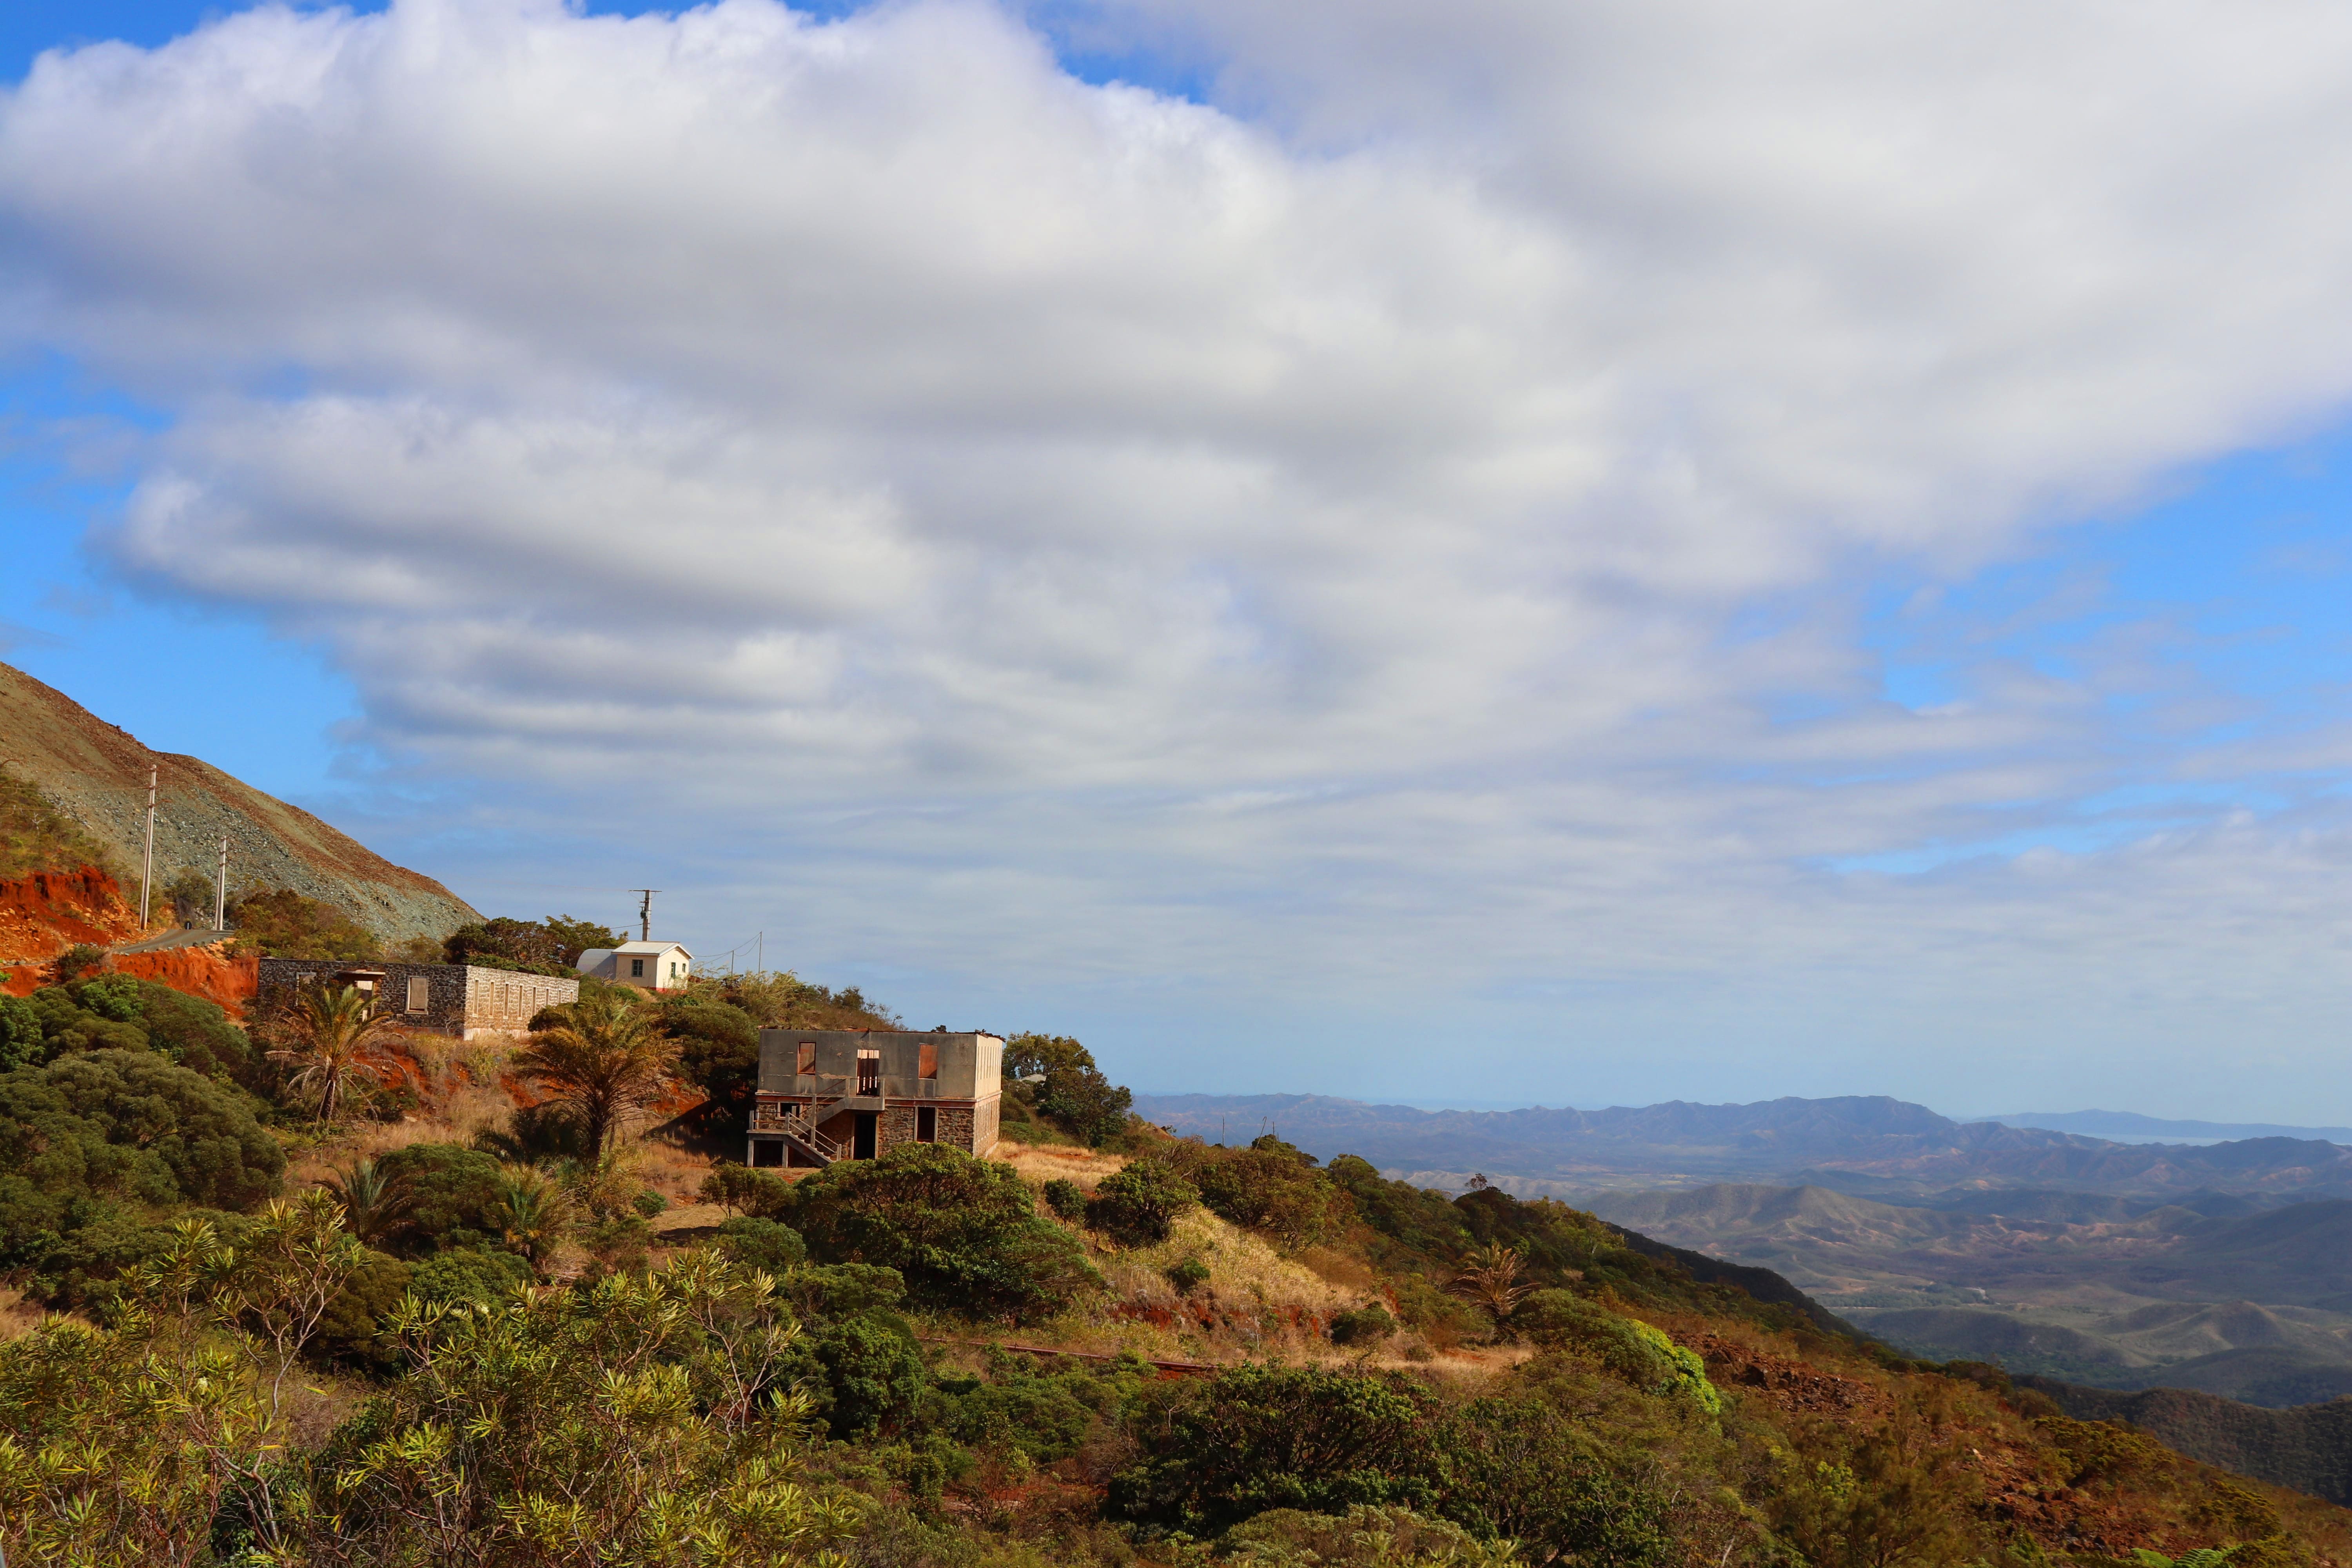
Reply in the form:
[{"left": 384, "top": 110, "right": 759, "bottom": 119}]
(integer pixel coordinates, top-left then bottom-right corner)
[
  {"left": 1976, "top": 1110, "right": 2352, "bottom": 1146},
  {"left": 1130, "top": 1092, "right": 2352, "bottom": 1201}
]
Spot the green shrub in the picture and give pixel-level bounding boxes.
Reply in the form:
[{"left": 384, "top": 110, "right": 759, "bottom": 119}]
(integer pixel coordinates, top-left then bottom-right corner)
[
  {"left": 800, "top": 1311, "right": 929, "bottom": 1438},
  {"left": 1167, "top": 1257, "right": 1211, "bottom": 1294},
  {"left": 1004, "top": 1034, "right": 1133, "bottom": 1147},
  {"left": 312, "top": 1249, "right": 414, "bottom": 1369},
  {"left": 0, "top": 995, "right": 37, "bottom": 1073},
  {"left": 932, "top": 1359, "right": 1127, "bottom": 1464},
  {"left": 128, "top": 983, "right": 261, "bottom": 1085},
  {"left": 663, "top": 995, "right": 762, "bottom": 1120},
  {"left": 1109, "top": 1365, "right": 1441, "bottom": 1534},
  {"left": 408, "top": 1246, "right": 534, "bottom": 1305},
  {"left": 1042, "top": 1178, "right": 1086, "bottom": 1221},
  {"left": 1220, "top": 1505, "right": 1488, "bottom": 1568},
  {"left": 225, "top": 887, "right": 380, "bottom": 961},
  {"left": 700, "top": 1160, "right": 794, "bottom": 1219},
  {"left": 1084, "top": 1161, "right": 1199, "bottom": 1247},
  {"left": 772, "top": 1261, "right": 904, "bottom": 1318},
  {"left": 1512, "top": 1291, "right": 1719, "bottom": 1411},
  {"left": 51, "top": 944, "right": 107, "bottom": 984},
  {"left": 0, "top": 1049, "right": 282, "bottom": 1212},
  {"left": 632, "top": 1189, "right": 668, "bottom": 1219},
  {"left": 1436, "top": 1395, "right": 1674, "bottom": 1566},
  {"left": 1330, "top": 1303, "right": 1395, "bottom": 1346},
  {"left": 370, "top": 1143, "right": 508, "bottom": 1256},
  {"left": 784, "top": 1143, "right": 1100, "bottom": 1320},
  {"left": 1186, "top": 1147, "right": 1352, "bottom": 1250},
  {"left": 714, "top": 1216, "right": 806, "bottom": 1274}
]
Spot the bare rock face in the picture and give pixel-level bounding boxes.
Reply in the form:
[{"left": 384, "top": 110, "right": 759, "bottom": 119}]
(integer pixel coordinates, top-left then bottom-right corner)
[{"left": 0, "top": 661, "right": 477, "bottom": 946}]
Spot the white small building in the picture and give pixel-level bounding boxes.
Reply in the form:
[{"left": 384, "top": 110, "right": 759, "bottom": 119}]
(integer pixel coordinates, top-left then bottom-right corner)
[{"left": 575, "top": 940, "right": 694, "bottom": 992}]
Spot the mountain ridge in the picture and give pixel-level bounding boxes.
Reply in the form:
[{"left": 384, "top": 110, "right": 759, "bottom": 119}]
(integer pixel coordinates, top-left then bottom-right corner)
[
  {"left": 1133, "top": 1091, "right": 2352, "bottom": 1200},
  {"left": 0, "top": 660, "right": 475, "bottom": 946}
]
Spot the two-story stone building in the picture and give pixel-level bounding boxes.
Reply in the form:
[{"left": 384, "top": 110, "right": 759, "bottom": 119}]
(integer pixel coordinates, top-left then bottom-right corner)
[
  {"left": 254, "top": 958, "right": 579, "bottom": 1038},
  {"left": 747, "top": 1029, "right": 1002, "bottom": 1166}
]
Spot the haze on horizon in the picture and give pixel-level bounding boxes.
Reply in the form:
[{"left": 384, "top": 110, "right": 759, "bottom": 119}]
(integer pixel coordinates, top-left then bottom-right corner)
[{"left": 7, "top": 0, "right": 2352, "bottom": 1123}]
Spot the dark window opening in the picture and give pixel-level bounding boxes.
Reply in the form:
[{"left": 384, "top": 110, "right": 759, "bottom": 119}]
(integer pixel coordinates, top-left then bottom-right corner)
[
  {"left": 630, "top": 958, "right": 645, "bottom": 977},
  {"left": 857, "top": 1047, "right": 881, "bottom": 1096},
  {"left": 917, "top": 1106, "right": 937, "bottom": 1143},
  {"left": 854, "top": 1112, "right": 878, "bottom": 1160}
]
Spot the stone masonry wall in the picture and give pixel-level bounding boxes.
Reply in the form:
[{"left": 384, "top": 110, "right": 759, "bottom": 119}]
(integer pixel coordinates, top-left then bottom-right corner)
[{"left": 254, "top": 960, "right": 576, "bottom": 1038}]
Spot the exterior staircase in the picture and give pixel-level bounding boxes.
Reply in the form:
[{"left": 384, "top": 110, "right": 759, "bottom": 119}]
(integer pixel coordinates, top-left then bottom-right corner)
[{"left": 753, "top": 1072, "right": 858, "bottom": 1165}]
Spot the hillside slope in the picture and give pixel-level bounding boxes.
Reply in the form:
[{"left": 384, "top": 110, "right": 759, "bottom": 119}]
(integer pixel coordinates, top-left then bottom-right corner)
[
  {"left": 0, "top": 661, "right": 475, "bottom": 945},
  {"left": 2027, "top": 1377, "right": 2352, "bottom": 1505}
]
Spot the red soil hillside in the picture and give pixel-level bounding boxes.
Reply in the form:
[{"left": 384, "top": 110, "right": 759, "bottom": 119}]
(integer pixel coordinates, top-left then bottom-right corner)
[
  {"left": 0, "top": 660, "right": 476, "bottom": 946},
  {"left": 0, "top": 866, "right": 142, "bottom": 965}
]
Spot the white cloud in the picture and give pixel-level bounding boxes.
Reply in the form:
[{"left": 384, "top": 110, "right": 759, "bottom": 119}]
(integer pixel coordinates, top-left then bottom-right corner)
[{"left": 11, "top": 0, "right": 2352, "bottom": 1111}]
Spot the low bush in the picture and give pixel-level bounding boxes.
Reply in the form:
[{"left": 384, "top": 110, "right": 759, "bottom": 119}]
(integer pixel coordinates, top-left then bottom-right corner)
[
  {"left": 1329, "top": 1303, "right": 1396, "bottom": 1346},
  {"left": 408, "top": 1245, "right": 535, "bottom": 1305},
  {"left": 1083, "top": 1161, "right": 1199, "bottom": 1247},
  {"left": 369, "top": 1143, "right": 508, "bottom": 1255},
  {"left": 715, "top": 1216, "right": 807, "bottom": 1273},
  {"left": 1180, "top": 1145, "right": 1352, "bottom": 1251},
  {"left": 1167, "top": 1256, "right": 1211, "bottom": 1294},
  {"left": 784, "top": 1143, "right": 1101, "bottom": 1320},
  {"left": 701, "top": 1160, "right": 794, "bottom": 1219},
  {"left": 1042, "top": 1177, "right": 1087, "bottom": 1221}
]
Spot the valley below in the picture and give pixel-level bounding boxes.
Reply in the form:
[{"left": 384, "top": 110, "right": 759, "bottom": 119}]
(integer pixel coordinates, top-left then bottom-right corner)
[
  {"left": 1137, "top": 1092, "right": 2352, "bottom": 1407},
  {"left": 1577, "top": 1183, "right": 2352, "bottom": 1406}
]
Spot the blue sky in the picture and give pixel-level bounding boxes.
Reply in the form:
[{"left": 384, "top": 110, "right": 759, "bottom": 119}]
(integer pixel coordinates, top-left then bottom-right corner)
[{"left": 11, "top": 0, "right": 2352, "bottom": 1120}]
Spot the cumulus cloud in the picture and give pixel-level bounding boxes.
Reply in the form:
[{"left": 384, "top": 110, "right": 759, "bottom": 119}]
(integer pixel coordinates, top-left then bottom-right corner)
[{"left": 8, "top": 0, "right": 2352, "bottom": 1107}]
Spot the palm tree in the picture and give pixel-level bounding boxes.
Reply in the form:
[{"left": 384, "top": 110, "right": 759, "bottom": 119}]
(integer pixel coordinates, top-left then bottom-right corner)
[
  {"left": 512, "top": 989, "right": 680, "bottom": 1153},
  {"left": 319, "top": 1158, "right": 408, "bottom": 1245},
  {"left": 267, "top": 985, "right": 403, "bottom": 1124}
]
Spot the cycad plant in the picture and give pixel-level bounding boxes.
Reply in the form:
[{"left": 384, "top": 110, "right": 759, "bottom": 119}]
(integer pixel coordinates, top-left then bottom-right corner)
[
  {"left": 495, "top": 1167, "right": 571, "bottom": 1268},
  {"left": 512, "top": 989, "right": 680, "bottom": 1152},
  {"left": 319, "top": 1158, "right": 408, "bottom": 1246},
  {"left": 266, "top": 984, "right": 403, "bottom": 1124}
]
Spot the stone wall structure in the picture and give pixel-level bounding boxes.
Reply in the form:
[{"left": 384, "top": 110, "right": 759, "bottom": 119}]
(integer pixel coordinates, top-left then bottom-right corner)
[
  {"left": 255, "top": 958, "right": 577, "bottom": 1039},
  {"left": 748, "top": 1028, "right": 1003, "bottom": 1167}
]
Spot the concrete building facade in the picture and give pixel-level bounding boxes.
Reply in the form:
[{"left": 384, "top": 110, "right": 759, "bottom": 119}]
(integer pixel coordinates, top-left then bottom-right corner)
[
  {"left": 255, "top": 958, "right": 578, "bottom": 1039},
  {"left": 574, "top": 940, "right": 693, "bottom": 993},
  {"left": 747, "top": 1029, "right": 1002, "bottom": 1167}
]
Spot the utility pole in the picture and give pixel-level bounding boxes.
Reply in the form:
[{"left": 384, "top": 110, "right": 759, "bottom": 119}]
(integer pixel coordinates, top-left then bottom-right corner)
[
  {"left": 630, "top": 889, "right": 661, "bottom": 941},
  {"left": 214, "top": 836, "right": 228, "bottom": 929},
  {"left": 139, "top": 766, "right": 157, "bottom": 929},
  {"left": 756, "top": 930, "right": 762, "bottom": 975}
]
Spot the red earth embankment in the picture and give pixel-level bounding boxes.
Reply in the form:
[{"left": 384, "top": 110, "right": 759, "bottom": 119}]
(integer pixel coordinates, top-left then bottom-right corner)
[
  {"left": 110, "top": 944, "right": 260, "bottom": 1017},
  {"left": 0, "top": 864, "right": 142, "bottom": 969},
  {"left": 0, "top": 863, "right": 258, "bottom": 1014}
]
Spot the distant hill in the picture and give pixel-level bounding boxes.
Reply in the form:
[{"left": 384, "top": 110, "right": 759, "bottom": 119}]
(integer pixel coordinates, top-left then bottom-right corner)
[
  {"left": 0, "top": 661, "right": 475, "bottom": 945},
  {"left": 1132, "top": 1092, "right": 2352, "bottom": 1201},
  {"left": 1980, "top": 1110, "right": 2352, "bottom": 1146},
  {"left": 2025, "top": 1378, "right": 2352, "bottom": 1505}
]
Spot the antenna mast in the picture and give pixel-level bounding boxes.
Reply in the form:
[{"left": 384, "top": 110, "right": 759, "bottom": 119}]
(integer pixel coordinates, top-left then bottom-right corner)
[
  {"left": 214, "top": 836, "right": 228, "bottom": 930},
  {"left": 139, "top": 767, "right": 157, "bottom": 929},
  {"left": 629, "top": 889, "right": 661, "bottom": 941}
]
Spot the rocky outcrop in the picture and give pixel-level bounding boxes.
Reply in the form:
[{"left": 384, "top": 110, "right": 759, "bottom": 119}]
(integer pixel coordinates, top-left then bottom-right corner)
[{"left": 0, "top": 661, "right": 476, "bottom": 945}]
